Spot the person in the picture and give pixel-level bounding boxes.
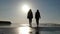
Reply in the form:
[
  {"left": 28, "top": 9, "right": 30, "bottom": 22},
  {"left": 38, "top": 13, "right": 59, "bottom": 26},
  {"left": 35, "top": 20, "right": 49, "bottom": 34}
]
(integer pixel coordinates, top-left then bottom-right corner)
[
  {"left": 35, "top": 9, "right": 41, "bottom": 27},
  {"left": 27, "top": 9, "right": 33, "bottom": 27}
]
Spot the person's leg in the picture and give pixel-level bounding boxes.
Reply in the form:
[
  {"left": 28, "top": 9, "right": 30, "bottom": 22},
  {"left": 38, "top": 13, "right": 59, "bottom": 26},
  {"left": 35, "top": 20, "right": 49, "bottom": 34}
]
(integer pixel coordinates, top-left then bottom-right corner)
[
  {"left": 29, "top": 19, "right": 32, "bottom": 27},
  {"left": 37, "top": 19, "right": 39, "bottom": 26},
  {"left": 30, "top": 19, "right": 32, "bottom": 26},
  {"left": 36, "top": 19, "right": 38, "bottom": 26},
  {"left": 36, "top": 19, "right": 39, "bottom": 27}
]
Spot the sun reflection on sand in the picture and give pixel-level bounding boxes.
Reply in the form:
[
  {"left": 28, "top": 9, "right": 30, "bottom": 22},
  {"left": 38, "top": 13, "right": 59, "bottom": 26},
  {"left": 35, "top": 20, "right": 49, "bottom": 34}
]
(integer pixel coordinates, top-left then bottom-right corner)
[{"left": 18, "top": 27, "right": 32, "bottom": 34}]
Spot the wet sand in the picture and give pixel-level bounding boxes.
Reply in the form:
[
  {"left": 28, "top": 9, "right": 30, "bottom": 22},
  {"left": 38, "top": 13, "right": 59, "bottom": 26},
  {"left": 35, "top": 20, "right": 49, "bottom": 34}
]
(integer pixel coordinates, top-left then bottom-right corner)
[{"left": 0, "top": 23, "right": 60, "bottom": 34}]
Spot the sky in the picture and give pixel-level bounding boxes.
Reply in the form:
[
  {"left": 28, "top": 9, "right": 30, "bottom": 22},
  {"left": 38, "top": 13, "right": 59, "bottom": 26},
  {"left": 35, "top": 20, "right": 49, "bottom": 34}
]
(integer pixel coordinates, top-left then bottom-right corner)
[{"left": 0, "top": 0, "right": 60, "bottom": 24}]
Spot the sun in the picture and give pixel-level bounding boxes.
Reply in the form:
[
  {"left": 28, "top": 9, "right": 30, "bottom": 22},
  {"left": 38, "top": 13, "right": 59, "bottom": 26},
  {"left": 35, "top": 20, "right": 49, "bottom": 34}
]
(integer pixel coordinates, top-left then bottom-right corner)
[{"left": 22, "top": 4, "right": 30, "bottom": 13}]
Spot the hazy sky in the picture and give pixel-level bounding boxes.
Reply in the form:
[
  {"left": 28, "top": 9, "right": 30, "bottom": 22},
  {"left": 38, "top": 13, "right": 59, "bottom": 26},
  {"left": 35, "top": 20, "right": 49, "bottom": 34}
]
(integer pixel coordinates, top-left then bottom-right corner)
[{"left": 0, "top": 0, "right": 60, "bottom": 24}]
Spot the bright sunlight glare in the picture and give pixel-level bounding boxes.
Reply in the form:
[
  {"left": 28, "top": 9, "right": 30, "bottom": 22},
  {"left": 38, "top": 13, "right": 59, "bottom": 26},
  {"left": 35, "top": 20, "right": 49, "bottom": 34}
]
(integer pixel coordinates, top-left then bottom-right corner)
[{"left": 22, "top": 4, "right": 30, "bottom": 13}]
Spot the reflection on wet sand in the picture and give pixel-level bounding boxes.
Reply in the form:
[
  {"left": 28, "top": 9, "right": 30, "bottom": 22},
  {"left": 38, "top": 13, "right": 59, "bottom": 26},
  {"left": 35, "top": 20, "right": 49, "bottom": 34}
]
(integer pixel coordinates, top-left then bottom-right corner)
[
  {"left": 18, "top": 27, "right": 32, "bottom": 34},
  {"left": 35, "top": 27, "right": 40, "bottom": 34},
  {"left": 0, "top": 24, "right": 60, "bottom": 34},
  {"left": 0, "top": 26, "right": 60, "bottom": 34},
  {"left": 17, "top": 27, "right": 40, "bottom": 34}
]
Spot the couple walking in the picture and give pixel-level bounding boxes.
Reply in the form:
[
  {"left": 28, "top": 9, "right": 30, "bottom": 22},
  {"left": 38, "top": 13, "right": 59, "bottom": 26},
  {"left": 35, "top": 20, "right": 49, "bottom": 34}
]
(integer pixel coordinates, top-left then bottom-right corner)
[{"left": 27, "top": 9, "right": 41, "bottom": 27}]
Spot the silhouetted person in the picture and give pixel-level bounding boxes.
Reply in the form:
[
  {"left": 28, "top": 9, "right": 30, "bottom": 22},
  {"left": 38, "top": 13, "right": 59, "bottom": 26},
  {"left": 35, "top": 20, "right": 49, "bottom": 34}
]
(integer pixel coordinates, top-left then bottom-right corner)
[
  {"left": 35, "top": 9, "right": 41, "bottom": 27},
  {"left": 27, "top": 9, "right": 33, "bottom": 27}
]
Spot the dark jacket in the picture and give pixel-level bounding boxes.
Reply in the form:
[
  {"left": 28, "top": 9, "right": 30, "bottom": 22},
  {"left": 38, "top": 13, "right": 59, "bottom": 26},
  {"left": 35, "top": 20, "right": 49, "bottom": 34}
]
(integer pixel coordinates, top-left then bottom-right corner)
[
  {"left": 27, "top": 9, "right": 33, "bottom": 19},
  {"left": 35, "top": 10, "right": 41, "bottom": 19}
]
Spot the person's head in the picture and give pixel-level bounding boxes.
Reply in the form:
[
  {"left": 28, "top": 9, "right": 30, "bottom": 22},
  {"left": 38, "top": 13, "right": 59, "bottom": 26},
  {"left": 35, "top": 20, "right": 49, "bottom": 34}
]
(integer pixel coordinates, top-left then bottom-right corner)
[
  {"left": 37, "top": 9, "right": 39, "bottom": 12},
  {"left": 29, "top": 9, "right": 32, "bottom": 11},
  {"left": 29, "top": 9, "right": 32, "bottom": 13}
]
